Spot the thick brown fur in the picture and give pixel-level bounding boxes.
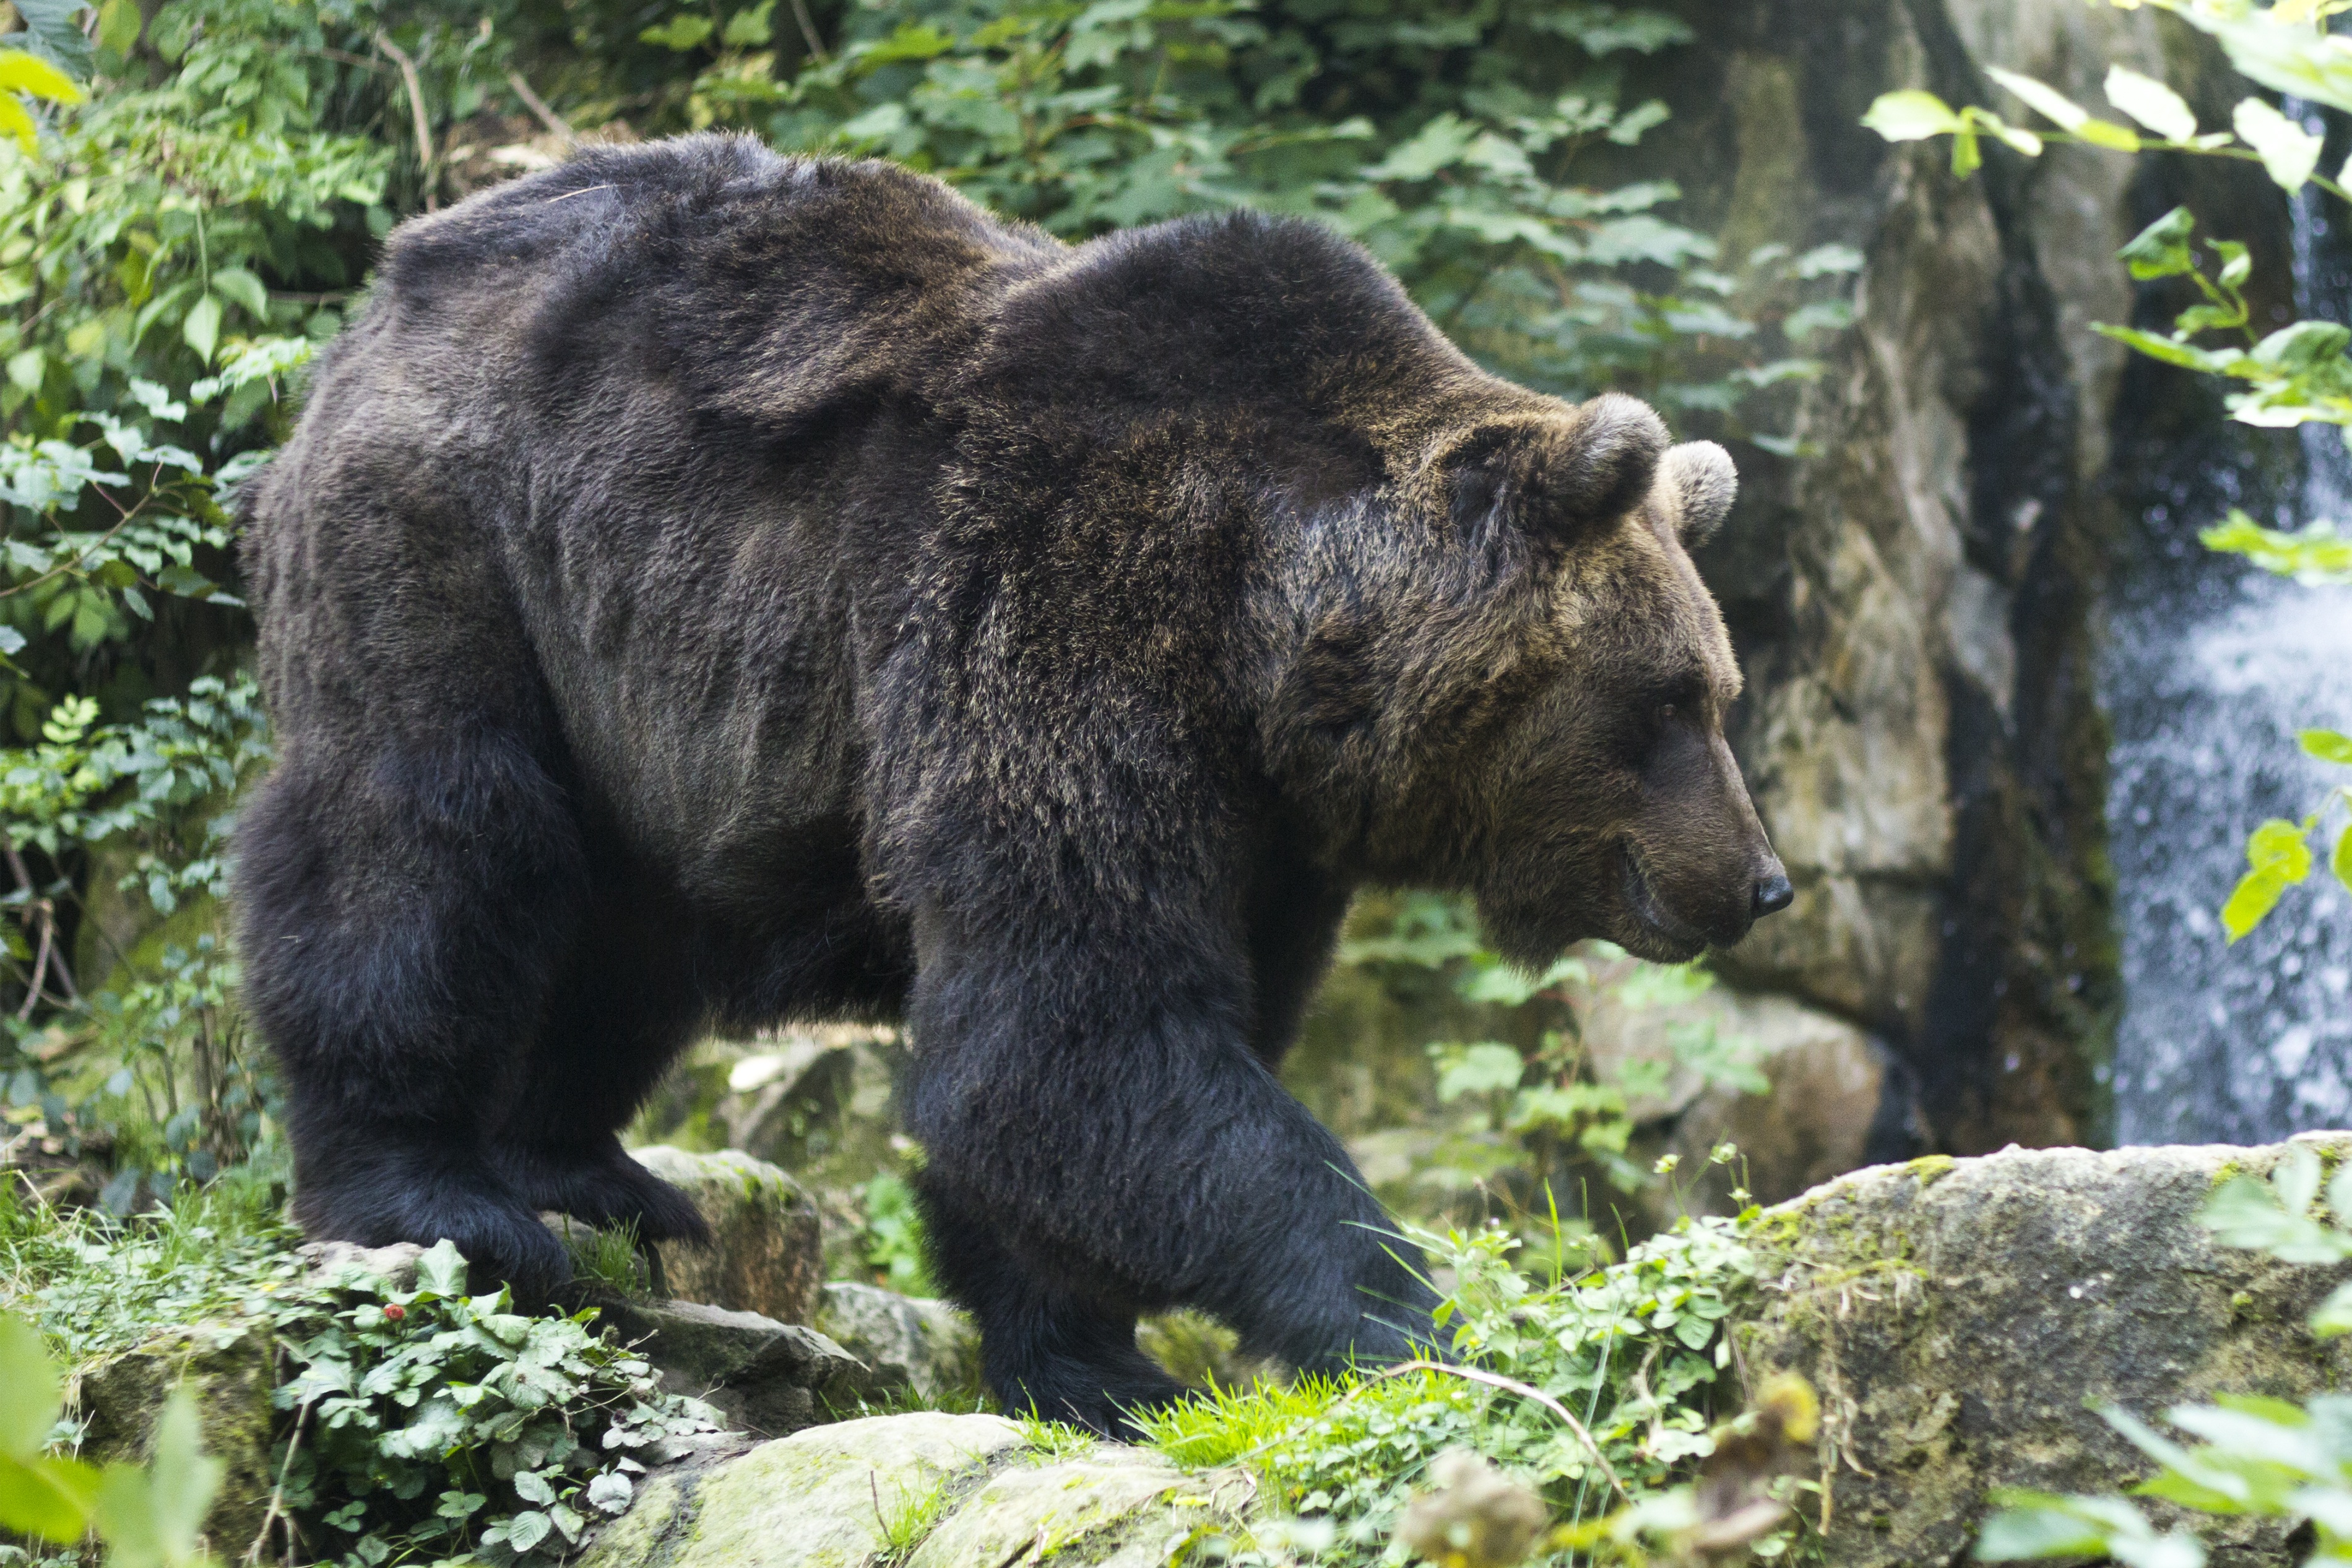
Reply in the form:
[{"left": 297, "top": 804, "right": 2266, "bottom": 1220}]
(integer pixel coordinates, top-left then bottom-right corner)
[{"left": 235, "top": 133, "right": 1789, "bottom": 1436}]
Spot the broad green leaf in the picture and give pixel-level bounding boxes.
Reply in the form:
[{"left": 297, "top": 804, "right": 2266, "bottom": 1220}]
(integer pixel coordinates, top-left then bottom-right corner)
[
  {"left": 2106, "top": 65, "right": 2197, "bottom": 141},
  {"left": 2234, "top": 97, "right": 2324, "bottom": 192},
  {"left": 1985, "top": 66, "right": 2088, "bottom": 131},
  {"left": 415, "top": 1238, "right": 468, "bottom": 1298},
  {"left": 2117, "top": 206, "right": 2196, "bottom": 280},
  {"left": 1861, "top": 90, "right": 1964, "bottom": 142},
  {"left": 1974, "top": 1494, "right": 2123, "bottom": 1560},
  {"left": 88, "top": 1403, "right": 227, "bottom": 1568},
  {"left": 1952, "top": 128, "right": 1982, "bottom": 177},
  {"left": 0, "top": 1317, "right": 59, "bottom": 1461},
  {"left": 2221, "top": 819, "right": 2314, "bottom": 941},
  {"left": 2300, "top": 730, "right": 2352, "bottom": 766},
  {"left": 1431, "top": 1041, "right": 1528, "bottom": 1101},
  {"left": 95, "top": 0, "right": 141, "bottom": 56},
  {"left": 143, "top": 1393, "right": 222, "bottom": 1566},
  {"left": 2273, "top": 1142, "right": 2323, "bottom": 1218},
  {"left": 2250, "top": 319, "right": 2351, "bottom": 370},
  {"left": 0, "top": 1453, "right": 98, "bottom": 1543},
  {"left": 722, "top": 0, "right": 774, "bottom": 45},
  {"left": 2200, "top": 512, "right": 2352, "bottom": 583},
  {"left": 506, "top": 1509, "right": 553, "bottom": 1552},
  {"left": 639, "top": 14, "right": 714, "bottom": 49},
  {"left": 2093, "top": 325, "right": 2227, "bottom": 371},
  {"left": 2186, "top": 11, "right": 2352, "bottom": 119},
  {"left": 0, "top": 48, "right": 83, "bottom": 105},
  {"left": 180, "top": 295, "right": 220, "bottom": 365},
  {"left": 208, "top": 266, "right": 268, "bottom": 321}
]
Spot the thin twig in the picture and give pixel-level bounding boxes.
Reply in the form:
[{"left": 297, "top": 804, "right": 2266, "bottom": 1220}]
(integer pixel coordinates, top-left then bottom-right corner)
[
  {"left": 505, "top": 69, "right": 574, "bottom": 144},
  {"left": 789, "top": 0, "right": 829, "bottom": 62},
  {"left": 246, "top": 1400, "right": 311, "bottom": 1566},
  {"left": 1359, "top": 1360, "right": 1629, "bottom": 1502},
  {"left": 17, "top": 915, "right": 53, "bottom": 1022},
  {"left": 374, "top": 32, "right": 439, "bottom": 212}
]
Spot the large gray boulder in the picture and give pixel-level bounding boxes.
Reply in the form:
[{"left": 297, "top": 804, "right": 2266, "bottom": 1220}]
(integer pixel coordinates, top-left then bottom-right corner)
[
  {"left": 574, "top": 1413, "right": 1253, "bottom": 1568},
  {"left": 1738, "top": 1135, "right": 2352, "bottom": 1568}
]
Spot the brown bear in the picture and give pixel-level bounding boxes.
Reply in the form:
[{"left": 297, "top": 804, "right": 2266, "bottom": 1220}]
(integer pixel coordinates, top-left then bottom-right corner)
[{"left": 235, "top": 132, "right": 1789, "bottom": 1436}]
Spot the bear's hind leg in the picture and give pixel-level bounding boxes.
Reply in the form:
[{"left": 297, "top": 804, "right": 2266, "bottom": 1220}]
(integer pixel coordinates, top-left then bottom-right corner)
[
  {"left": 235, "top": 734, "right": 588, "bottom": 1298},
  {"left": 916, "top": 1176, "right": 1184, "bottom": 1435},
  {"left": 491, "top": 890, "right": 709, "bottom": 1247}
]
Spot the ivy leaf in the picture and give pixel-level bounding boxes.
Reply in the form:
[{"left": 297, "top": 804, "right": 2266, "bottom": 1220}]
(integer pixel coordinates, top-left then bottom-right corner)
[
  {"left": 2106, "top": 66, "right": 2197, "bottom": 142},
  {"left": 2233, "top": 97, "right": 2324, "bottom": 191},
  {"left": 1861, "top": 90, "right": 1964, "bottom": 142},
  {"left": 415, "top": 1239, "right": 468, "bottom": 1298}
]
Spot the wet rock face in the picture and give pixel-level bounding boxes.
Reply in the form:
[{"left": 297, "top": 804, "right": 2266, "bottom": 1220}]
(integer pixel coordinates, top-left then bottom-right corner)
[
  {"left": 1617, "top": 0, "right": 2221, "bottom": 1155},
  {"left": 1739, "top": 1137, "right": 2352, "bottom": 1568}
]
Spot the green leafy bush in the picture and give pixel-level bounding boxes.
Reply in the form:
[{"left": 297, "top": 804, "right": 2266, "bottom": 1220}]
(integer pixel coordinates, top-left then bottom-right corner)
[
  {"left": 267, "top": 1241, "right": 720, "bottom": 1568},
  {"left": 1144, "top": 1206, "right": 1772, "bottom": 1564}
]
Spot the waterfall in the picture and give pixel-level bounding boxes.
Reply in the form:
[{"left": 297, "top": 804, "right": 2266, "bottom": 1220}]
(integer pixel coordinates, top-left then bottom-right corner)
[{"left": 2107, "top": 113, "right": 2352, "bottom": 1145}]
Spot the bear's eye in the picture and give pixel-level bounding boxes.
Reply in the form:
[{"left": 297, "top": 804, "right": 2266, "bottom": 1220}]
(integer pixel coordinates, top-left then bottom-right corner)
[{"left": 1658, "top": 703, "right": 1677, "bottom": 722}]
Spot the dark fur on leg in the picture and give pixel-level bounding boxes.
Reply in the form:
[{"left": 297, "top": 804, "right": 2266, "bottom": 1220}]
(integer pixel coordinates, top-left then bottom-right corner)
[
  {"left": 234, "top": 734, "right": 590, "bottom": 1299},
  {"left": 918, "top": 1176, "right": 1185, "bottom": 1436}
]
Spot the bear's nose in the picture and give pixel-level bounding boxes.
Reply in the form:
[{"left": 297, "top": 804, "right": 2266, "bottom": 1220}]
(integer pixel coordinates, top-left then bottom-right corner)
[{"left": 1752, "top": 871, "right": 1794, "bottom": 917}]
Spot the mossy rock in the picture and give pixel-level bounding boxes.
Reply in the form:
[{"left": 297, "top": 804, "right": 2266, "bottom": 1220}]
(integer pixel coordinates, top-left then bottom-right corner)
[
  {"left": 1740, "top": 1136, "right": 2352, "bottom": 1568},
  {"left": 629, "top": 1146, "right": 824, "bottom": 1324},
  {"left": 76, "top": 1317, "right": 277, "bottom": 1559}
]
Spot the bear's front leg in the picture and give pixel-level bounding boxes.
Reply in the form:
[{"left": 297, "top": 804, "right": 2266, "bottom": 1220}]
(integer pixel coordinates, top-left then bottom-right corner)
[{"left": 902, "top": 907, "right": 1438, "bottom": 1434}]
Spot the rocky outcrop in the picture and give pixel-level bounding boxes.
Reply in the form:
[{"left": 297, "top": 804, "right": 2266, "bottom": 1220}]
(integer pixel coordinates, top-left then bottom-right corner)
[
  {"left": 1608, "top": 0, "right": 2204, "bottom": 1158},
  {"left": 565, "top": 1139, "right": 2352, "bottom": 1568},
  {"left": 626, "top": 1145, "right": 824, "bottom": 1324},
  {"left": 576, "top": 1413, "right": 1255, "bottom": 1568},
  {"left": 599, "top": 1297, "right": 865, "bottom": 1436},
  {"left": 1739, "top": 1135, "right": 2352, "bottom": 1567},
  {"left": 815, "top": 1282, "right": 985, "bottom": 1406},
  {"left": 74, "top": 1320, "right": 279, "bottom": 1558}
]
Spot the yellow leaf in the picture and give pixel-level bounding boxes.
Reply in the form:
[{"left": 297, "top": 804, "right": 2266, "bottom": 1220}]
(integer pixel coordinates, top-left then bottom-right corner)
[
  {"left": 0, "top": 50, "right": 83, "bottom": 106},
  {"left": 0, "top": 95, "right": 33, "bottom": 155}
]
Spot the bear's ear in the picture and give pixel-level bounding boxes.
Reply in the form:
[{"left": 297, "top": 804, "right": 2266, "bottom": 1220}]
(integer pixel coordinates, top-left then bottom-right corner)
[
  {"left": 1554, "top": 394, "right": 1671, "bottom": 532},
  {"left": 1659, "top": 440, "right": 1737, "bottom": 548},
  {"left": 1447, "top": 392, "right": 1669, "bottom": 552}
]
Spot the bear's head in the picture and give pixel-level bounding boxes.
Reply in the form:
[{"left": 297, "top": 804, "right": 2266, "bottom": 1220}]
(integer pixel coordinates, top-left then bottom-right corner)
[{"left": 1265, "top": 389, "right": 1790, "bottom": 967}]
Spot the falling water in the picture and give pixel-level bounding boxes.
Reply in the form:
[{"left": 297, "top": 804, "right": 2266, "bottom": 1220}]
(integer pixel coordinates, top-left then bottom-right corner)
[{"left": 2108, "top": 122, "right": 2352, "bottom": 1146}]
